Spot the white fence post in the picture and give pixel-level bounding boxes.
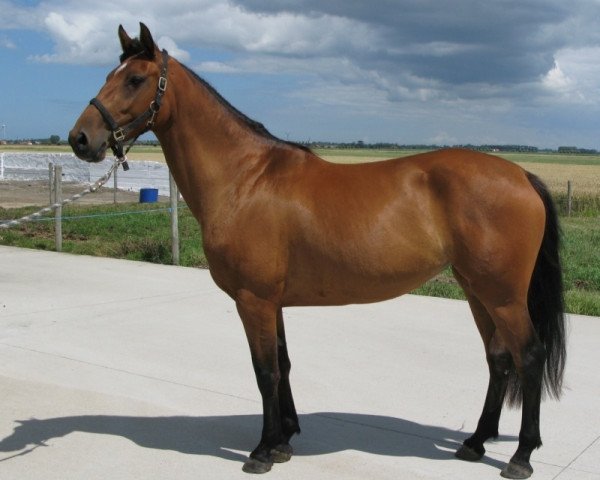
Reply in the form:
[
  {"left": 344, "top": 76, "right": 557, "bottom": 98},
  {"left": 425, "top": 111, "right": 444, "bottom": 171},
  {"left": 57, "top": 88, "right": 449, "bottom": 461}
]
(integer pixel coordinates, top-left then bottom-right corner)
[
  {"left": 113, "top": 164, "right": 118, "bottom": 204},
  {"left": 49, "top": 162, "right": 54, "bottom": 205},
  {"left": 567, "top": 180, "right": 573, "bottom": 217},
  {"left": 54, "top": 165, "right": 62, "bottom": 252}
]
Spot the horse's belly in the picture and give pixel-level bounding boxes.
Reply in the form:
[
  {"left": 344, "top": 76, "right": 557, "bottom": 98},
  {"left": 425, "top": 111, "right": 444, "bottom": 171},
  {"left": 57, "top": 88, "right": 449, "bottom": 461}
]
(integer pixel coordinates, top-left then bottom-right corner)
[{"left": 282, "top": 255, "right": 446, "bottom": 307}]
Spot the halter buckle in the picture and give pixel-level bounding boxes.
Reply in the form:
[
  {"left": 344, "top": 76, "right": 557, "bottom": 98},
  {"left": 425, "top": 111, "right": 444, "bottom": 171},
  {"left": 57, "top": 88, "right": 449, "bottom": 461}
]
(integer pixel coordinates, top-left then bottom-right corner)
[
  {"left": 158, "top": 76, "right": 167, "bottom": 93},
  {"left": 113, "top": 128, "right": 126, "bottom": 142}
]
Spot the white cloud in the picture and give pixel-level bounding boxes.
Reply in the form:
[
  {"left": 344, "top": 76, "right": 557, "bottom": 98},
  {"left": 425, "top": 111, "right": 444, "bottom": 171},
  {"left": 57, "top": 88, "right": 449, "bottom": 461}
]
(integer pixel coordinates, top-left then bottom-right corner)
[
  {"left": 8, "top": 0, "right": 379, "bottom": 67},
  {"left": 430, "top": 132, "right": 458, "bottom": 146},
  {"left": 30, "top": 11, "right": 123, "bottom": 64},
  {"left": 543, "top": 61, "right": 573, "bottom": 91},
  {"left": 196, "top": 61, "right": 240, "bottom": 73},
  {"left": 0, "top": 0, "right": 41, "bottom": 29},
  {"left": 0, "top": 35, "right": 16, "bottom": 49},
  {"left": 156, "top": 36, "right": 190, "bottom": 62},
  {"left": 541, "top": 47, "right": 600, "bottom": 104}
]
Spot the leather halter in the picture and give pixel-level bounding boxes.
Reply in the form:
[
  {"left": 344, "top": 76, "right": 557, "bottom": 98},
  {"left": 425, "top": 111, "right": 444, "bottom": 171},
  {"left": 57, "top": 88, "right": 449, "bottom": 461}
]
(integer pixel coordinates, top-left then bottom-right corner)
[{"left": 89, "top": 49, "right": 169, "bottom": 169}]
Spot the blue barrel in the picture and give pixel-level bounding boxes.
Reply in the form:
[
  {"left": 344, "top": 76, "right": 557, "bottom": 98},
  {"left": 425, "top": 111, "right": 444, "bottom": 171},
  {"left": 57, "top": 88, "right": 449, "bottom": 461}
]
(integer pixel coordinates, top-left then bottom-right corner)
[{"left": 139, "top": 188, "right": 159, "bottom": 203}]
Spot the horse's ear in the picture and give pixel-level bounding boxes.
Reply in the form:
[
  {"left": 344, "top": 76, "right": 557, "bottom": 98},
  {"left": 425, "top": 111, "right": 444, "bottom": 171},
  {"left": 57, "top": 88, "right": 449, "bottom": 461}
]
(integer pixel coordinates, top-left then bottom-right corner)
[
  {"left": 118, "top": 24, "right": 133, "bottom": 53},
  {"left": 139, "top": 22, "right": 156, "bottom": 60}
]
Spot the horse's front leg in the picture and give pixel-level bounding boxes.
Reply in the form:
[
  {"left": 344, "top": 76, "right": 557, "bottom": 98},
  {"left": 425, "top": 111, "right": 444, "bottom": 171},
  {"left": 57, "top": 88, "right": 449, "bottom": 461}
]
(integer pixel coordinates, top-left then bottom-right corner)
[{"left": 236, "top": 290, "right": 291, "bottom": 473}]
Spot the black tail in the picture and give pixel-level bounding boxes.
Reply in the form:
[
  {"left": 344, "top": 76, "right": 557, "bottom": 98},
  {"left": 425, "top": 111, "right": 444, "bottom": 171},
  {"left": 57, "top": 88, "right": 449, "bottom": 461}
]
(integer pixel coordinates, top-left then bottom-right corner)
[{"left": 505, "top": 172, "right": 567, "bottom": 406}]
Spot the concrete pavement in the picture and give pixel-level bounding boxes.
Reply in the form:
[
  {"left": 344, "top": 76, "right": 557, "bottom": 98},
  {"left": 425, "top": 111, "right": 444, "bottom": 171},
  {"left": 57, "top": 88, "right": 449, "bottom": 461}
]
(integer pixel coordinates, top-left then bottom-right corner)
[{"left": 0, "top": 245, "right": 598, "bottom": 479}]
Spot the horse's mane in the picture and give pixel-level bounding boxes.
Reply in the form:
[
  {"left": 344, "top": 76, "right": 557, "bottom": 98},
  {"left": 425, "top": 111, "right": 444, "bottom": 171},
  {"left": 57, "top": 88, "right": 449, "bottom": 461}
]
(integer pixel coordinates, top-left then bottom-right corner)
[
  {"left": 120, "top": 40, "right": 310, "bottom": 153},
  {"left": 180, "top": 64, "right": 311, "bottom": 153}
]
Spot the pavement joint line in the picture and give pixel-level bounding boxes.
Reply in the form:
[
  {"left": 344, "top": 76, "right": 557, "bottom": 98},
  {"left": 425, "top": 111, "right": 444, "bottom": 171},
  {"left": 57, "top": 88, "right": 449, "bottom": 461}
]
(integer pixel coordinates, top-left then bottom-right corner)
[
  {"left": 0, "top": 342, "right": 261, "bottom": 406},
  {"left": 550, "top": 434, "right": 600, "bottom": 479},
  {"left": 0, "top": 289, "right": 212, "bottom": 319}
]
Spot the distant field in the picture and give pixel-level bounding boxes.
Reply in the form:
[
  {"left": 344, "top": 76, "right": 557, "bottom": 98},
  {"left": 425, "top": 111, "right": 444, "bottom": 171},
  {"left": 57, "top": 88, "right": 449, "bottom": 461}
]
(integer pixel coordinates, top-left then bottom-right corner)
[
  {"left": 316, "top": 148, "right": 600, "bottom": 195},
  {"left": 315, "top": 148, "right": 600, "bottom": 166}
]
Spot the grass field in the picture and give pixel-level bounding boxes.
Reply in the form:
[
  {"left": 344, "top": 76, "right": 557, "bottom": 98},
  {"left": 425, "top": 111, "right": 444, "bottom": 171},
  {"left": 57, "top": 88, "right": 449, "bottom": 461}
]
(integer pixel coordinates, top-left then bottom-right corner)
[
  {"left": 2, "top": 145, "right": 599, "bottom": 315},
  {"left": 315, "top": 148, "right": 600, "bottom": 166}
]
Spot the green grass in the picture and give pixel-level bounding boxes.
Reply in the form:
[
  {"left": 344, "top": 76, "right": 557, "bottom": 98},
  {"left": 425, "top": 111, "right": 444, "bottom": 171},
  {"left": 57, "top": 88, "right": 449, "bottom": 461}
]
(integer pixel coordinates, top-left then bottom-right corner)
[
  {"left": 560, "top": 216, "right": 600, "bottom": 315},
  {"left": 497, "top": 152, "right": 600, "bottom": 166},
  {"left": 1, "top": 199, "right": 599, "bottom": 316},
  {"left": 553, "top": 193, "right": 600, "bottom": 217},
  {"left": 0, "top": 202, "right": 207, "bottom": 267}
]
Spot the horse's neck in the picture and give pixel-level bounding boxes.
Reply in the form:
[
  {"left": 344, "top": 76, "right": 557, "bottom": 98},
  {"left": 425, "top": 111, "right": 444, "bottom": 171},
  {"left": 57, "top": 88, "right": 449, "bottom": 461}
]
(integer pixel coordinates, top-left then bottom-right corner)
[{"left": 155, "top": 64, "right": 268, "bottom": 223}]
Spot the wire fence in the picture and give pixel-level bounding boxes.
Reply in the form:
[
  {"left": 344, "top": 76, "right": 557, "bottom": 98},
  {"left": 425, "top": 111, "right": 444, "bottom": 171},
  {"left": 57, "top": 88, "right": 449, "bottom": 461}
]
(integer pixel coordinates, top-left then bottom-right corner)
[{"left": 1, "top": 153, "right": 184, "bottom": 264}]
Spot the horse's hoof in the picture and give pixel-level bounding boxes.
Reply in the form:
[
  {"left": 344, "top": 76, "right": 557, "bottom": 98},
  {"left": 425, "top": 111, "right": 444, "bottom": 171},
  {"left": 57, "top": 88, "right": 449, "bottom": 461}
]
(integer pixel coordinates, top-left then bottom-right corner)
[
  {"left": 242, "top": 457, "right": 273, "bottom": 474},
  {"left": 455, "top": 444, "right": 484, "bottom": 462},
  {"left": 271, "top": 444, "right": 293, "bottom": 463},
  {"left": 500, "top": 460, "right": 533, "bottom": 479}
]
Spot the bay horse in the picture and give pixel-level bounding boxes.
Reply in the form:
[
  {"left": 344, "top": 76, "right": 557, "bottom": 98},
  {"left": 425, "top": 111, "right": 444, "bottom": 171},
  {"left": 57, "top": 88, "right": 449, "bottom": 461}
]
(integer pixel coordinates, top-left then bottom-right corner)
[{"left": 69, "top": 23, "right": 566, "bottom": 479}]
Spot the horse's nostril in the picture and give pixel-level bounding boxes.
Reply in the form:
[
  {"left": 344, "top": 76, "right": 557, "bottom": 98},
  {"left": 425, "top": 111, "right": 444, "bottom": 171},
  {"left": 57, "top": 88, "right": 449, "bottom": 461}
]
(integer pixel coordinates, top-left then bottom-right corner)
[
  {"left": 68, "top": 129, "right": 92, "bottom": 159},
  {"left": 76, "top": 131, "right": 88, "bottom": 147}
]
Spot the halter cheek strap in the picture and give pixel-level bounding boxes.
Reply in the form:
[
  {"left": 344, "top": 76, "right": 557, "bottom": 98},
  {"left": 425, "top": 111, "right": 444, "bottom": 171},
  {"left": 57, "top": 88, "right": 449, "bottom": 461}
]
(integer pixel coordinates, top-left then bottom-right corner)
[{"left": 89, "top": 49, "right": 169, "bottom": 170}]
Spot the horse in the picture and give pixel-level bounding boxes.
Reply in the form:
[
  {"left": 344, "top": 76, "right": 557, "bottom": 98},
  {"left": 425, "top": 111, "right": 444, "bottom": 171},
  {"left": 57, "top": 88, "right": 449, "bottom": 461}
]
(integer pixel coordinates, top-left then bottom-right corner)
[{"left": 69, "top": 23, "right": 566, "bottom": 479}]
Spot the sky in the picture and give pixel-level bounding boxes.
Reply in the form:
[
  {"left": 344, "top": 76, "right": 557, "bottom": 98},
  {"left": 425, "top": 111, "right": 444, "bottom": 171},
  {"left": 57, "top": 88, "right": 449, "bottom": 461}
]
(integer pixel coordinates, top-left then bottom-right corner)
[{"left": 1, "top": 0, "right": 600, "bottom": 149}]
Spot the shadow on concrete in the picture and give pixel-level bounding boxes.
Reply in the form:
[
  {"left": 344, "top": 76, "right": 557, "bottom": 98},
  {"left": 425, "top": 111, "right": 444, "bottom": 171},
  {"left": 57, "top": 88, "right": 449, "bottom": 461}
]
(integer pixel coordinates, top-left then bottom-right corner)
[{"left": 0, "top": 412, "right": 514, "bottom": 470}]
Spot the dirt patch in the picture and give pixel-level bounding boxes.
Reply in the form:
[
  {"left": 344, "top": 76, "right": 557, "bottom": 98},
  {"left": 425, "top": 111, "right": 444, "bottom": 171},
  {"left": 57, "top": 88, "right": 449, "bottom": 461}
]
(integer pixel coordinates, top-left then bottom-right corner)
[{"left": 0, "top": 180, "right": 143, "bottom": 208}]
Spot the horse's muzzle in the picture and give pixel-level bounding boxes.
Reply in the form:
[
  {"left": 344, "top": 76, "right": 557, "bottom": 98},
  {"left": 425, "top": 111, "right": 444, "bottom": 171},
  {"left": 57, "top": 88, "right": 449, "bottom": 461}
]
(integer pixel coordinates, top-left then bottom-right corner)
[{"left": 68, "top": 127, "right": 108, "bottom": 163}]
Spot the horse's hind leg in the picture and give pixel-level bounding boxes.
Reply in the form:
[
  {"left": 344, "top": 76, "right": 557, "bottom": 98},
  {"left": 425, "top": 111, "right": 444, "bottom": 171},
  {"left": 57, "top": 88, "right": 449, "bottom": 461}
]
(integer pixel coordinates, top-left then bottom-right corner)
[
  {"left": 454, "top": 269, "right": 512, "bottom": 462},
  {"left": 455, "top": 271, "right": 545, "bottom": 479},
  {"left": 276, "top": 309, "right": 301, "bottom": 449},
  {"left": 491, "top": 304, "right": 545, "bottom": 480}
]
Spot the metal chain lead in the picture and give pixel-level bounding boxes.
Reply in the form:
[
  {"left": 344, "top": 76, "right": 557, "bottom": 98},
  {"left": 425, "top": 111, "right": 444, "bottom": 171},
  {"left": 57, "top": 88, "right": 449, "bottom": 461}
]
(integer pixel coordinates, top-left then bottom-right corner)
[{"left": 0, "top": 157, "right": 127, "bottom": 230}]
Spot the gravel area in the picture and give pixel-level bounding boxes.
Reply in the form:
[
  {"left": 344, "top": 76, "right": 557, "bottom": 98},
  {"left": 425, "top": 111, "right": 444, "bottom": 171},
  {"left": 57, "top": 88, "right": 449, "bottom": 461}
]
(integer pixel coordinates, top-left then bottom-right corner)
[{"left": 0, "top": 180, "right": 143, "bottom": 208}]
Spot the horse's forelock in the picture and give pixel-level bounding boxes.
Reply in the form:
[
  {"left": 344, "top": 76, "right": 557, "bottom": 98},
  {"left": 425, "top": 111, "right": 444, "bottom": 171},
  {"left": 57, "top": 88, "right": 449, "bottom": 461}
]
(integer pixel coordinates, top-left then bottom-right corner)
[{"left": 119, "top": 39, "right": 153, "bottom": 63}]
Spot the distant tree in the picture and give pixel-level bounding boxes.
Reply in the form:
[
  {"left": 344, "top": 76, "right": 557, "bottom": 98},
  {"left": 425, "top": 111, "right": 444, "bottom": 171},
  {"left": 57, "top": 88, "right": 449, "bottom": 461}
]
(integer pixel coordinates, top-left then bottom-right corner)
[
  {"left": 558, "top": 146, "right": 577, "bottom": 153},
  {"left": 49, "top": 135, "right": 60, "bottom": 145}
]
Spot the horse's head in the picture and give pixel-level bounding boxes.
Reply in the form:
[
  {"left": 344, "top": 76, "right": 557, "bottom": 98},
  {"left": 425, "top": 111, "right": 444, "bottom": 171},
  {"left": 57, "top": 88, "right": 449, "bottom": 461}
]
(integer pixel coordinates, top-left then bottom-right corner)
[{"left": 69, "top": 23, "right": 169, "bottom": 162}]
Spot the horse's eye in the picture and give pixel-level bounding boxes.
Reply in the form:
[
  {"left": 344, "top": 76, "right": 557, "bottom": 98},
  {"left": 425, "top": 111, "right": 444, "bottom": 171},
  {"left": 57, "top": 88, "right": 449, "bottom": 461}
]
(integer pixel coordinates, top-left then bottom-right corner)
[{"left": 127, "top": 75, "right": 146, "bottom": 87}]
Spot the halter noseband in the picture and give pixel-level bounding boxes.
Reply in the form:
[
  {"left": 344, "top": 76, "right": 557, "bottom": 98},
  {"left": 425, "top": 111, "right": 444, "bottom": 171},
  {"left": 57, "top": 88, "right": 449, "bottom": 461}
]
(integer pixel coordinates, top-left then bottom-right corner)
[{"left": 89, "top": 49, "right": 169, "bottom": 170}]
